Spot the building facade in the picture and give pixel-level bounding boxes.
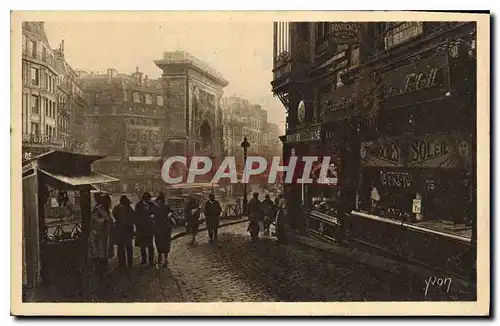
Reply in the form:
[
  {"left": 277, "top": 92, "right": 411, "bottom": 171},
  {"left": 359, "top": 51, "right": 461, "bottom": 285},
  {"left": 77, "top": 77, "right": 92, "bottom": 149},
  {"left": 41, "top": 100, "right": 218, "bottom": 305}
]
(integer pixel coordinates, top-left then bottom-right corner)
[
  {"left": 155, "top": 51, "right": 228, "bottom": 184},
  {"left": 272, "top": 22, "right": 476, "bottom": 278},
  {"left": 53, "top": 40, "right": 89, "bottom": 153},
  {"left": 79, "top": 68, "right": 167, "bottom": 194},
  {"left": 22, "top": 22, "right": 62, "bottom": 160}
]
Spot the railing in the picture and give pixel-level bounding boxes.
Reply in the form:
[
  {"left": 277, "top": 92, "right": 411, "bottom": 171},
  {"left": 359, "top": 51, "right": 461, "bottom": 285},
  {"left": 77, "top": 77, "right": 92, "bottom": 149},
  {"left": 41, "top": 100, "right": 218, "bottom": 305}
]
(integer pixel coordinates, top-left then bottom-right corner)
[{"left": 221, "top": 203, "right": 244, "bottom": 219}]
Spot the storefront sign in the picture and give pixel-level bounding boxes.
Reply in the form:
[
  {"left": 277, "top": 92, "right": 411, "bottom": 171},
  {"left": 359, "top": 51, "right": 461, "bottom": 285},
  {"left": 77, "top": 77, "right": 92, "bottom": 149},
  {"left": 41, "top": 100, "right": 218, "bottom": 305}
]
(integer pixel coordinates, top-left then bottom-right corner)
[
  {"left": 384, "top": 22, "right": 423, "bottom": 50},
  {"left": 285, "top": 124, "right": 321, "bottom": 143},
  {"left": 380, "top": 53, "right": 451, "bottom": 109},
  {"left": 361, "top": 138, "right": 404, "bottom": 167},
  {"left": 331, "top": 23, "right": 361, "bottom": 43},
  {"left": 380, "top": 170, "right": 412, "bottom": 188},
  {"left": 363, "top": 134, "right": 472, "bottom": 169},
  {"left": 412, "top": 199, "right": 422, "bottom": 214},
  {"left": 385, "top": 68, "right": 440, "bottom": 98},
  {"left": 408, "top": 134, "right": 464, "bottom": 168}
]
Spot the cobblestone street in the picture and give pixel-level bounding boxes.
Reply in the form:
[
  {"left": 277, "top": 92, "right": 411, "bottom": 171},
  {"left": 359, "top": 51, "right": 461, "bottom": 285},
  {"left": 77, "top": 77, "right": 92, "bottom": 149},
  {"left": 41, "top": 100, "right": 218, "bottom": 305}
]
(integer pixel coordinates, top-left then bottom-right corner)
[{"left": 99, "top": 222, "right": 471, "bottom": 302}]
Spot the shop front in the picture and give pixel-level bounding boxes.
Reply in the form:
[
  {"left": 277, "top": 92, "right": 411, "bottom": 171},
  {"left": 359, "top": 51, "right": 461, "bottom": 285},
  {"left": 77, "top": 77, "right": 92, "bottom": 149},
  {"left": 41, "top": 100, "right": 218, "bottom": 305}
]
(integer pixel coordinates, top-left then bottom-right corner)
[{"left": 345, "top": 47, "right": 475, "bottom": 278}]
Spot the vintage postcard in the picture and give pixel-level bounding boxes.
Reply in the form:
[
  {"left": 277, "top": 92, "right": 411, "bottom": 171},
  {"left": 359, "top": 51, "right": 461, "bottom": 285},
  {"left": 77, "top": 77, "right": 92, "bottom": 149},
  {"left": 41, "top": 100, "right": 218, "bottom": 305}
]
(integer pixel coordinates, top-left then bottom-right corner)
[{"left": 11, "top": 11, "right": 490, "bottom": 316}]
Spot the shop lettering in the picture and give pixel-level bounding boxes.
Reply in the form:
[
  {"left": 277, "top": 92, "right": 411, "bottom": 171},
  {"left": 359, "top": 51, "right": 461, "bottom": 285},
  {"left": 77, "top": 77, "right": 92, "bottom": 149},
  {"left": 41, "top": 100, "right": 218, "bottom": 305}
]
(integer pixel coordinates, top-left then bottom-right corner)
[
  {"left": 380, "top": 171, "right": 412, "bottom": 188},
  {"left": 385, "top": 68, "right": 439, "bottom": 97},
  {"left": 376, "top": 141, "right": 402, "bottom": 164},
  {"left": 410, "top": 139, "right": 449, "bottom": 164},
  {"left": 286, "top": 127, "right": 321, "bottom": 143}
]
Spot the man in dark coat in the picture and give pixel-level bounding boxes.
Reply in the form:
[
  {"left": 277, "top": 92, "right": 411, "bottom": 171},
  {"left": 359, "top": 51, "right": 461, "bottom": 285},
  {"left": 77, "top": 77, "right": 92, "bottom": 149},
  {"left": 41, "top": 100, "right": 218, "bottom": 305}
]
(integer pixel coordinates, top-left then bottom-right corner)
[
  {"left": 204, "top": 193, "right": 222, "bottom": 243},
  {"left": 134, "top": 192, "right": 155, "bottom": 266},
  {"left": 112, "top": 195, "right": 135, "bottom": 269},
  {"left": 247, "top": 192, "right": 263, "bottom": 240}
]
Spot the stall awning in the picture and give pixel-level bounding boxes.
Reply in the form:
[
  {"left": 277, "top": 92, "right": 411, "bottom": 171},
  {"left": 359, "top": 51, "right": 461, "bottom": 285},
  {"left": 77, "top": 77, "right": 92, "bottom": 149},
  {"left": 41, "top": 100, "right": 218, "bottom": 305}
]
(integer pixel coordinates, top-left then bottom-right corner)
[{"left": 39, "top": 169, "right": 119, "bottom": 187}]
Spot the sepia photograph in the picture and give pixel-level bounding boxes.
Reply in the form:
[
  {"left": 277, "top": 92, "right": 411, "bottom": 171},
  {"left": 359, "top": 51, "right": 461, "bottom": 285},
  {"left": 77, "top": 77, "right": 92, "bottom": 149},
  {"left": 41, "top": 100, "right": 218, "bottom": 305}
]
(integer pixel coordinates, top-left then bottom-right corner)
[{"left": 10, "top": 11, "right": 490, "bottom": 316}]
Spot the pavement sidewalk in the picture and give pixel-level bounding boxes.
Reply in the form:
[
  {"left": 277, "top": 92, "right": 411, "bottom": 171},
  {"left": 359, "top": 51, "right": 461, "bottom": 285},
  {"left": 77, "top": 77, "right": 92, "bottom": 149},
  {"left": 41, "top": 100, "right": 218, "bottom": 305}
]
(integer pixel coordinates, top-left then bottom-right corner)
[{"left": 286, "top": 228, "right": 473, "bottom": 297}]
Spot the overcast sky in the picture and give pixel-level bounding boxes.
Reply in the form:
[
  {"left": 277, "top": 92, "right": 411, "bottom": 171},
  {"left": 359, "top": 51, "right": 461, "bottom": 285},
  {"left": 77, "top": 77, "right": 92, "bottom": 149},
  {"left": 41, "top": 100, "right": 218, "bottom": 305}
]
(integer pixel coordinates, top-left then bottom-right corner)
[{"left": 43, "top": 21, "right": 285, "bottom": 131}]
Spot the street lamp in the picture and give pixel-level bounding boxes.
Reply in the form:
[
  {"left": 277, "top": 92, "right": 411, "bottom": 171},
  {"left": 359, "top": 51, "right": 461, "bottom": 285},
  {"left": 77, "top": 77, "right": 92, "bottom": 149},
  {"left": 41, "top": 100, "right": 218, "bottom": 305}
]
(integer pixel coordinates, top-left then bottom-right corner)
[
  {"left": 240, "top": 136, "right": 250, "bottom": 214},
  {"left": 209, "top": 152, "right": 216, "bottom": 193}
]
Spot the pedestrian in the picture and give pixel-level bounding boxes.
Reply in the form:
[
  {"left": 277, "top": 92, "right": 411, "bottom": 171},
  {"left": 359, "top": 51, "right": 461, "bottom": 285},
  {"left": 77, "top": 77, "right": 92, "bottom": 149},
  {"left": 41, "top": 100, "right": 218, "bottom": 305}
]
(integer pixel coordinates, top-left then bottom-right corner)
[
  {"left": 204, "top": 193, "right": 222, "bottom": 243},
  {"left": 89, "top": 192, "right": 113, "bottom": 281},
  {"left": 262, "top": 194, "right": 274, "bottom": 236},
  {"left": 112, "top": 195, "right": 135, "bottom": 269},
  {"left": 185, "top": 197, "right": 200, "bottom": 244},
  {"left": 154, "top": 193, "right": 175, "bottom": 268},
  {"left": 135, "top": 192, "right": 155, "bottom": 266},
  {"left": 247, "top": 192, "right": 263, "bottom": 242},
  {"left": 275, "top": 200, "right": 288, "bottom": 244},
  {"left": 101, "top": 194, "right": 115, "bottom": 260}
]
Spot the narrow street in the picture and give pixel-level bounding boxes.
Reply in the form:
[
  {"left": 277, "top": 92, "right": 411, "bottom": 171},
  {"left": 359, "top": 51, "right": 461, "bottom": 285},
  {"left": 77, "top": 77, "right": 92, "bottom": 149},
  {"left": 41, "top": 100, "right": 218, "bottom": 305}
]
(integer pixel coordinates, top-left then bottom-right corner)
[{"left": 99, "top": 222, "right": 470, "bottom": 302}]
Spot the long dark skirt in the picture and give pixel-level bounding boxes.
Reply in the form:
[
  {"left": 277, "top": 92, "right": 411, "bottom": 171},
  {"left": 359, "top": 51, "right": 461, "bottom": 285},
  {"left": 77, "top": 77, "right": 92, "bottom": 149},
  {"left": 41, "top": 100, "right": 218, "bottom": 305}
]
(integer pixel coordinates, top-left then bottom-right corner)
[
  {"left": 154, "top": 231, "right": 173, "bottom": 253},
  {"left": 135, "top": 233, "right": 154, "bottom": 247}
]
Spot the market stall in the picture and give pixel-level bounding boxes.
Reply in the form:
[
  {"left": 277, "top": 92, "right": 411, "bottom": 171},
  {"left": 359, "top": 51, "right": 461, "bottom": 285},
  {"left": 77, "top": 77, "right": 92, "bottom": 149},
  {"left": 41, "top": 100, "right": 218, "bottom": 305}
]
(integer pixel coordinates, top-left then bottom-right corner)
[{"left": 22, "top": 150, "right": 118, "bottom": 301}]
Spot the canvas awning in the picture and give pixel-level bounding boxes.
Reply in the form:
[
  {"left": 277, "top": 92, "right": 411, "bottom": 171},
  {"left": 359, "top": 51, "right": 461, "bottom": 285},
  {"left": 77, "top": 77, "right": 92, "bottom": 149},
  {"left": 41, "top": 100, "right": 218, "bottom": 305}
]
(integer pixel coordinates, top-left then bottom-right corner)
[{"left": 39, "top": 169, "right": 119, "bottom": 188}]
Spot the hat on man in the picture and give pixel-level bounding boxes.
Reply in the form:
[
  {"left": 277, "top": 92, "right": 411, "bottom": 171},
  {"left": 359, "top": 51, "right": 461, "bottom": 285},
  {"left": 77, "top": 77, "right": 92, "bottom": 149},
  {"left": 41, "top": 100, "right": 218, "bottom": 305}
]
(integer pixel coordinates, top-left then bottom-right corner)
[
  {"left": 141, "top": 192, "right": 152, "bottom": 201},
  {"left": 120, "top": 195, "right": 131, "bottom": 205}
]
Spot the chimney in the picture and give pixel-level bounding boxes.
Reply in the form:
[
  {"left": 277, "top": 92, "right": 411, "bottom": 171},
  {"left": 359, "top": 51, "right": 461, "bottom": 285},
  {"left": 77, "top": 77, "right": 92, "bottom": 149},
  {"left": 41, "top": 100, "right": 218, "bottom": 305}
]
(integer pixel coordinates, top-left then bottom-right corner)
[
  {"left": 61, "top": 39, "right": 65, "bottom": 53},
  {"left": 107, "top": 68, "right": 114, "bottom": 83}
]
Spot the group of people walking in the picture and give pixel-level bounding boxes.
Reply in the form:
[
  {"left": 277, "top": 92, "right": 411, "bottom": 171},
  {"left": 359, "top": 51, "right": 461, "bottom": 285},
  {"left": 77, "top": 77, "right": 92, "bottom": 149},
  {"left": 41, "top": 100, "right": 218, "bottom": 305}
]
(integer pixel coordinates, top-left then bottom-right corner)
[
  {"left": 89, "top": 191, "right": 224, "bottom": 279},
  {"left": 88, "top": 190, "right": 286, "bottom": 282},
  {"left": 247, "top": 192, "right": 287, "bottom": 243},
  {"left": 184, "top": 193, "right": 223, "bottom": 245},
  {"left": 89, "top": 191, "right": 176, "bottom": 280}
]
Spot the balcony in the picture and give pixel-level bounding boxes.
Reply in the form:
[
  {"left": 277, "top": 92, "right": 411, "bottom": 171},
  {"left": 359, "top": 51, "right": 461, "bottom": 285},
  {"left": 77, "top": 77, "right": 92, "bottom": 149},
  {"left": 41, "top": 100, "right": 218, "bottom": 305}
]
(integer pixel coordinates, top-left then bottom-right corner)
[
  {"left": 364, "top": 22, "right": 467, "bottom": 62},
  {"left": 22, "top": 133, "right": 63, "bottom": 148}
]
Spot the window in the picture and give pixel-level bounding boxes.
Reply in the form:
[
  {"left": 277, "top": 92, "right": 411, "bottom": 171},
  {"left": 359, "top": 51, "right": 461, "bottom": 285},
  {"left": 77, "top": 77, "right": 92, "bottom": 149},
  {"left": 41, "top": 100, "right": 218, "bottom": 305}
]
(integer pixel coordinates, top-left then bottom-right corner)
[
  {"left": 42, "top": 46, "right": 47, "bottom": 62},
  {"left": 157, "top": 96, "right": 164, "bottom": 106},
  {"left": 145, "top": 94, "right": 152, "bottom": 105},
  {"left": 45, "top": 99, "right": 49, "bottom": 116},
  {"left": 31, "top": 67, "right": 39, "bottom": 86},
  {"left": 22, "top": 35, "right": 27, "bottom": 55},
  {"left": 317, "top": 22, "right": 330, "bottom": 39},
  {"left": 31, "top": 122, "right": 39, "bottom": 135},
  {"left": 141, "top": 146, "right": 148, "bottom": 156},
  {"left": 22, "top": 63, "right": 28, "bottom": 85},
  {"left": 52, "top": 103, "right": 56, "bottom": 118},
  {"left": 31, "top": 95, "right": 39, "bottom": 114},
  {"left": 31, "top": 40, "right": 37, "bottom": 58},
  {"left": 133, "top": 92, "right": 141, "bottom": 103}
]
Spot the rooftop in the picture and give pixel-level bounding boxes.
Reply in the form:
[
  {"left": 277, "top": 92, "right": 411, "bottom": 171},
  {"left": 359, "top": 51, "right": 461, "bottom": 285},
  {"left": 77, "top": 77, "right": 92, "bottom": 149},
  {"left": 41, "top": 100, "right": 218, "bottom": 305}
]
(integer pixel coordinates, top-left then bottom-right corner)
[{"left": 155, "top": 51, "right": 229, "bottom": 87}]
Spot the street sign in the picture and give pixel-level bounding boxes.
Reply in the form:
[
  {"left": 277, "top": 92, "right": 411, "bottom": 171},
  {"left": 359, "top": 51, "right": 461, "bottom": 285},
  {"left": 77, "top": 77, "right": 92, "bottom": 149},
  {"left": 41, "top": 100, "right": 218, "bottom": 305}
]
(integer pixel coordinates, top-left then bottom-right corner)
[{"left": 412, "top": 199, "right": 422, "bottom": 214}]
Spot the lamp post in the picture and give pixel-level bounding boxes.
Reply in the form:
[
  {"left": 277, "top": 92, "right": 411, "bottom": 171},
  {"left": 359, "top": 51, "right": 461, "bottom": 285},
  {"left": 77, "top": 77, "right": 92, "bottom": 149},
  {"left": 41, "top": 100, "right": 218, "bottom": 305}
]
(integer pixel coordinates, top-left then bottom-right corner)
[
  {"left": 240, "top": 136, "right": 250, "bottom": 214},
  {"left": 209, "top": 152, "right": 216, "bottom": 193}
]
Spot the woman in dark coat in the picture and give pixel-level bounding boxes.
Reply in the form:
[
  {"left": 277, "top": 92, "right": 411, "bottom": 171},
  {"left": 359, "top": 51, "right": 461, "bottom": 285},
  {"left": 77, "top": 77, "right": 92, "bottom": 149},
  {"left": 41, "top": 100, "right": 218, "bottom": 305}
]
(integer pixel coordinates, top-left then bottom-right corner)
[
  {"left": 154, "top": 193, "right": 175, "bottom": 268},
  {"left": 185, "top": 197, "right": 200, "bottom": 244},
  {"left": 135, "top": 192, "right": 155, "bottom": 266}
]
